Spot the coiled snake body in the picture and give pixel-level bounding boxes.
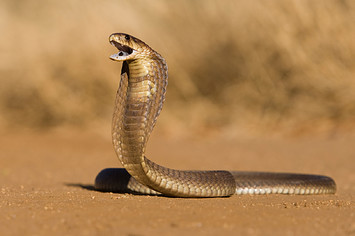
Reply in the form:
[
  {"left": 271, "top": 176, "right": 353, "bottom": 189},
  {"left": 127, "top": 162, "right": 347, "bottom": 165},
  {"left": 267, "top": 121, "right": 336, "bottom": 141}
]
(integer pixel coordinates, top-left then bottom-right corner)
[{"left": 94, "top": 33, "right": 336, "bottom": 197}]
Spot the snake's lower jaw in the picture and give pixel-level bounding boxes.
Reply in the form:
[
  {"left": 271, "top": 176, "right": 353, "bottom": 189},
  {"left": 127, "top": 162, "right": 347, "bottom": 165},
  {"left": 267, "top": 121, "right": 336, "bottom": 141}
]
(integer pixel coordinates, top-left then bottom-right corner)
[
  {"left": 110, "top": 48, "right": 138, "bottom": 62},
  {"left": 110, "top": 51, "right": 131, "bottom": 61},
  {"left": 110, "top": 50, "right": 138, "bottom": 61}
]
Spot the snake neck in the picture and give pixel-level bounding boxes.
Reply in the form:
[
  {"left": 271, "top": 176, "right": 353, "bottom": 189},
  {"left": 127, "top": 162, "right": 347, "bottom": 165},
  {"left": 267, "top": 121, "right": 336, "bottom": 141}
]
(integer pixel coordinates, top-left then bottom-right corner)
[
  {"left": 111, "top": 57, "right": 236, "bottom": 197},
  {"left": 112, "top": 55, "right": 168, "bottom": 188},
  {"left": 112, "top": 55, "right": 237, "bottom": 197}
]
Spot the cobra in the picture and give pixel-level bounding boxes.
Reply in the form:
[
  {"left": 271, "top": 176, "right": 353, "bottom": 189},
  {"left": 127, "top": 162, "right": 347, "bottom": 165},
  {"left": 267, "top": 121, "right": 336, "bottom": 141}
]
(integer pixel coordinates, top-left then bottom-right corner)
[{"left": 94, "top": 33, "right": 336, "bottom": 197}]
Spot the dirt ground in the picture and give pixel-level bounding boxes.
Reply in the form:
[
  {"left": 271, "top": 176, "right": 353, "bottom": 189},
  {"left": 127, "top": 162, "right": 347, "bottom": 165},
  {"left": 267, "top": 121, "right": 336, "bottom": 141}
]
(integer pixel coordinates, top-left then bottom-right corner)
[{"left": 0, "top": 128, "right": 354, "bottom": 236}]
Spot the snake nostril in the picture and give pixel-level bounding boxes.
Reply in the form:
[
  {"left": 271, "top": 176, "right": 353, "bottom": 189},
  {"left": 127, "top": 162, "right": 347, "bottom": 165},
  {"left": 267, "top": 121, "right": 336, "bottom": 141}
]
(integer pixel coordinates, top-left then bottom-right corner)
[{"left": 119, "top": 52, "right": 124, "bottom": 56}]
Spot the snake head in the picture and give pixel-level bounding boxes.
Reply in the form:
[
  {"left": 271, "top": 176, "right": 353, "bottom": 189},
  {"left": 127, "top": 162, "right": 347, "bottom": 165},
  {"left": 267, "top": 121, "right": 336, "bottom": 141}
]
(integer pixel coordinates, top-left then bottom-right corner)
[{"left": 109, "top": 33, "right": 151, "bottom": 61}]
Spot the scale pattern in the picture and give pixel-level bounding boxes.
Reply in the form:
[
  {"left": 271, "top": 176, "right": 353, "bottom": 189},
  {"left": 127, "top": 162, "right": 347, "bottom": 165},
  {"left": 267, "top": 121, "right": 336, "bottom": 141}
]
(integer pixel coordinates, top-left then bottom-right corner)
[{"left": 95, "top": 33, "right": 336, "bottom": 197}]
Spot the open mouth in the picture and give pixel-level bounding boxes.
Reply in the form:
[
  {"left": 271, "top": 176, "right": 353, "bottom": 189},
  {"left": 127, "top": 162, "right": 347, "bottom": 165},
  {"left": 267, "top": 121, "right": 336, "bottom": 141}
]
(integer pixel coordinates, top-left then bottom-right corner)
[{"left": 110, "top": 40, "right": 134, "bottom": 60}]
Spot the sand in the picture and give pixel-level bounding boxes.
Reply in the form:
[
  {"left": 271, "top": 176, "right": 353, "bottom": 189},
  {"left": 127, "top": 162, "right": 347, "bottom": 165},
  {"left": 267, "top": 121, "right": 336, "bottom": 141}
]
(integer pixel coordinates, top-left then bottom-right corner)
[{"left": 0, "top": 128, "right": 354, "bottom": 236}]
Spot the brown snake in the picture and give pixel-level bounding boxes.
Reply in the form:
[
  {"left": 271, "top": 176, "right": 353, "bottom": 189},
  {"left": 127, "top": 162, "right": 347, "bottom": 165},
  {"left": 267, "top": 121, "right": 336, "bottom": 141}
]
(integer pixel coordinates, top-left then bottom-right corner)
[{"left": 94, "top": 33, "right": 336, "bottom": 197}]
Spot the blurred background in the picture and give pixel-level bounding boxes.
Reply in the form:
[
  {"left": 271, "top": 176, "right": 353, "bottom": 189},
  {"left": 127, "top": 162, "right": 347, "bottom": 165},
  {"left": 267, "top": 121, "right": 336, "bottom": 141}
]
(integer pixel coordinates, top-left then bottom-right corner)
[{"left": 1, "top": 0, "right": 354, "bottom": 136}]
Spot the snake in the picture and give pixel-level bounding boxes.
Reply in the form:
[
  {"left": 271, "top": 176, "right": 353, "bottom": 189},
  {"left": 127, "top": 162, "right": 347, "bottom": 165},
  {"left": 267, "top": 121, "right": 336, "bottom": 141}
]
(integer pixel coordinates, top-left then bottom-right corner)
[{"left": 94, "top": 33, "right": 336, "bottom": 197}]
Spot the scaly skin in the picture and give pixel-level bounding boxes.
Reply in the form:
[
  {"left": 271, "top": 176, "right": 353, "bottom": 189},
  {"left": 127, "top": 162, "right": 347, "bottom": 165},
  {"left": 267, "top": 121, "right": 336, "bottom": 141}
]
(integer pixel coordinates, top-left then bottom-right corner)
[{"left": 94, "top": 33, "right": 336, "bottom": 197}]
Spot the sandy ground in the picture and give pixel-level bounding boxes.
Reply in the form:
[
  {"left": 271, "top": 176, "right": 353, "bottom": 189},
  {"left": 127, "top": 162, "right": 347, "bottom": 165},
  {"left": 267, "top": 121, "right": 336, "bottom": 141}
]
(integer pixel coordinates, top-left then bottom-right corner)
[{"left": 0, "top": 128, "right": 354, "bottom": 236}]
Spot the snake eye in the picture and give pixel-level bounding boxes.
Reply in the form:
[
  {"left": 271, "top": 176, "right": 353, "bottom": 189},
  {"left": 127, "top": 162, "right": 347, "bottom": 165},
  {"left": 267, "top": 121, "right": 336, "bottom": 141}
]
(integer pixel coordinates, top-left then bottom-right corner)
[{"left": 125, "top": 35, "right": 130, "bottom": 40}]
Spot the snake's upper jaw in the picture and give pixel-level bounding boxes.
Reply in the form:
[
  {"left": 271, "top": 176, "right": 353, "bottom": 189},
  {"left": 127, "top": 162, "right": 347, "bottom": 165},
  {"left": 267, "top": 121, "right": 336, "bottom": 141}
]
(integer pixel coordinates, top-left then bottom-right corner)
[{"left": 109, "top": 40, "right": 136, "bottom": 61}]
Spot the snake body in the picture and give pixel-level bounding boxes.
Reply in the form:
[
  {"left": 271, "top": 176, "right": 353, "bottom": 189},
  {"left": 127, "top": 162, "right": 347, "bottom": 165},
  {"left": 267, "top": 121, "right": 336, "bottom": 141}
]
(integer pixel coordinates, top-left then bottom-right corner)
[{"left": 94, "top": 33, "right": 336, "bottom": 197}]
